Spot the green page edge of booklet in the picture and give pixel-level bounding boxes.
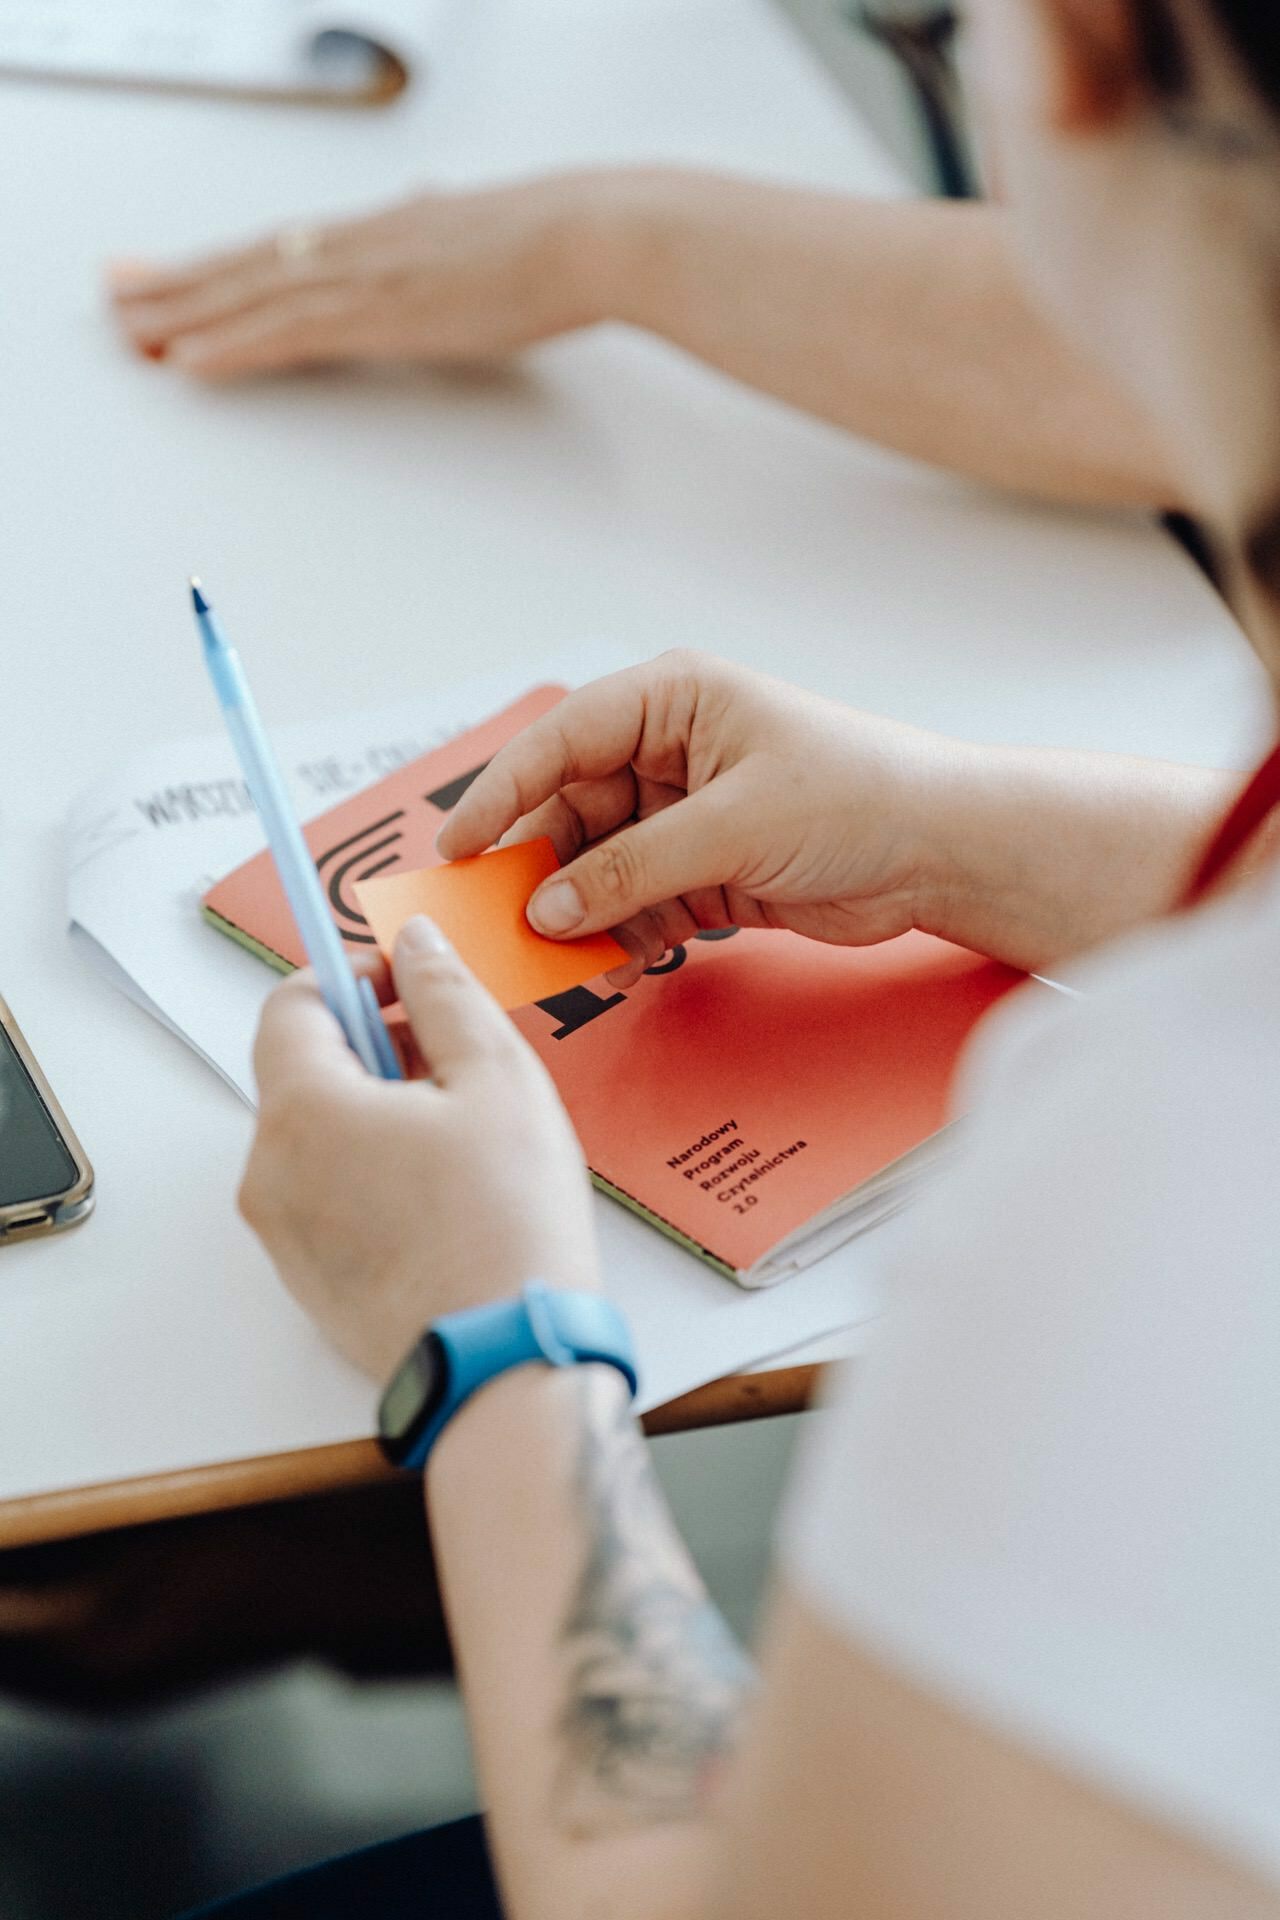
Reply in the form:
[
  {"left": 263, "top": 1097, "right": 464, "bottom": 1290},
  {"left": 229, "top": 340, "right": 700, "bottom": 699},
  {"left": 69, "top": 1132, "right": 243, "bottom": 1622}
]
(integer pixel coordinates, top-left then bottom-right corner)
[
  {"left": 203, "top": 906, "right": 295, "bottom": 977},
  {"left": 202, "top": 904, "right": 742, "bottom": 1285}
]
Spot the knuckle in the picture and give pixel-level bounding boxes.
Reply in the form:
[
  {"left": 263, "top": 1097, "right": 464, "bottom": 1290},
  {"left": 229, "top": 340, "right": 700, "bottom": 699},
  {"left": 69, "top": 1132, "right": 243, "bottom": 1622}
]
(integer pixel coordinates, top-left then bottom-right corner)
[
  {"left": 399, "top": 940, "right": 468, "bottom": 998},
  {"left": 500, "top": 766, "right": 529, "bottom": 831},
  {"left": 461, "top": 996, "right": 517, "bottom": 1060},
  {"left": 621, "top": 909, "right": 665, "bottom": 971},
  {"left": 433, "top": 966, "right": 489, "bottom": 1022},
  {"left": 257, "top": 1084, "right": 324, "bottom": 1164},
  {"left": 479, "top": 753, "right": 531, "bottom": 837},
  {"left": 607, "top": 919, "right": 644, "bottom": 965},
  {"left": 486, "top": 1027, "right": 551, "bottom": 1095},
  {"left": 656, "top": 897, "right": 697, "bottom": 945},
  {"left": 588, "top": 833, "right": 641, "bottom": 908},
  {"left": 654, "top": 645, "right": 698, "bottom": 678},
  {"left": 654, "top": 644, "right": 722, "bottom": 689},
  {"left": 554, "top": 791, "right": 590, "bottom": 856},
  {"left": 274, "top": 968, "right": 316, "bottom": 1004},
  {"left": 237, "top": 1165, "right": 269, "bottom": 1232},
  {"left": 402, "top": 955, "right": 512, "bottom": 1051},
  {"left": 547, "top": 717, "right": 584, "bottom": 786},
  {"left": 237, "top": 1130, "right": 294, "bottom": 1232},
  {"left": 643, "top": 917, "right": 672, "bottom": 968}
]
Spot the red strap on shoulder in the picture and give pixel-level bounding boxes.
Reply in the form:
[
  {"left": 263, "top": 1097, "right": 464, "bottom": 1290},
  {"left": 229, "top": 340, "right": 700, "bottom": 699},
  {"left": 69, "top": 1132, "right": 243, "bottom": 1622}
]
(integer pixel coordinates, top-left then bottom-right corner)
[{"left": 1182, "top": 740, "right": 1280, "bottom": 906}]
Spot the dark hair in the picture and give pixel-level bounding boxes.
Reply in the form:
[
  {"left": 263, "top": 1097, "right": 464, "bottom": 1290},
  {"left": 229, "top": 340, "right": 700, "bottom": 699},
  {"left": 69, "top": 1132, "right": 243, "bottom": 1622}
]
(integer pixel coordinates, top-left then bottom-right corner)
[{"left": 1134, "top": 2, "right": 1280, "bottom": 117}]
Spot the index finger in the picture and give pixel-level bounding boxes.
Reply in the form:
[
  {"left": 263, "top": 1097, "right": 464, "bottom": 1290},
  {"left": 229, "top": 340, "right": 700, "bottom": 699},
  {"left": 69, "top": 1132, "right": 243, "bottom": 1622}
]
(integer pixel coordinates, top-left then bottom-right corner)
[
  {"left": 252, "top": 968, "right": 368, "bottom": 1105},
  {"left": 437, "top": 667, "right": 654, "bottom": 860}
]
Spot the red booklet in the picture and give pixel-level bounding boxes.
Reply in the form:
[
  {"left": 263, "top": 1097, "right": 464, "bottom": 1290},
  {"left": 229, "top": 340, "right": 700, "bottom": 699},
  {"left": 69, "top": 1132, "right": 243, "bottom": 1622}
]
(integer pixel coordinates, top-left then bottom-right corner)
[{"left": 203, "top": 687, "right": 1027, "bottom": 1286}]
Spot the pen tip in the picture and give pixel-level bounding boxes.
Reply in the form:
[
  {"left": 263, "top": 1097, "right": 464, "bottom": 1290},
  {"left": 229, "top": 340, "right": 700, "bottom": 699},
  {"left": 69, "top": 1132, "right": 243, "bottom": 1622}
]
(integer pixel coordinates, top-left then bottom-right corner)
[{"left": 190, "top": 577, "right": 209, "bottom": 616}]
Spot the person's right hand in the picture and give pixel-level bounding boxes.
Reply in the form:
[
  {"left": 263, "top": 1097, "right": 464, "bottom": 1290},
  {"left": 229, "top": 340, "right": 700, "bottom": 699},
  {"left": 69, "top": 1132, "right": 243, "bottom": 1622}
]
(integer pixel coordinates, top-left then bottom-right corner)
[
  {"left": 437, "top": 652, "right": 968, "bottom": 990},
  {"left": 106, "top": 173, "right": 618, "bottom": 381}
]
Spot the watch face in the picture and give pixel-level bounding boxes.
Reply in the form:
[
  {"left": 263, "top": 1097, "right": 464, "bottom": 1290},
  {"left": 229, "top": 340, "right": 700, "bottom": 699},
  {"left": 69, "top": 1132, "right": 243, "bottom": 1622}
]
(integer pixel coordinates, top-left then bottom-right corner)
[{"left": 378, "top": 1333, "right": 448, "bottom": 1449}]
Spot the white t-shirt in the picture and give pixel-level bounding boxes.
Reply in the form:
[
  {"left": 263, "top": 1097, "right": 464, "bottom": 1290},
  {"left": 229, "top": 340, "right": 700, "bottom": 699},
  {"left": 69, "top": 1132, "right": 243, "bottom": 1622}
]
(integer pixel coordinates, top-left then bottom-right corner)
[{"left": 782, "top": 862, "right": 1280, "bottom": 1889}]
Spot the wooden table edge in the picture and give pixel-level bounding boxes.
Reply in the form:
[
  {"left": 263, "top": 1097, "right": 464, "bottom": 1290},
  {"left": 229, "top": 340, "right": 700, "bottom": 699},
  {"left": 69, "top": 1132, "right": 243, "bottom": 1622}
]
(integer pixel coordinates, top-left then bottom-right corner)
[{"left": 0, "top": 1362, "right": 823, "bottom": 1551}]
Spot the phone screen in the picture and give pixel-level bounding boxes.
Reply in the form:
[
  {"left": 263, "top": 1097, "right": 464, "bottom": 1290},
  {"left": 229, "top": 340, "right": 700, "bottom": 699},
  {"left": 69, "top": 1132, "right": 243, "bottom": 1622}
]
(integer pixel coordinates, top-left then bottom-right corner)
[{"left": 0, "top": 1024, "right": 77, "bottom": 1209}]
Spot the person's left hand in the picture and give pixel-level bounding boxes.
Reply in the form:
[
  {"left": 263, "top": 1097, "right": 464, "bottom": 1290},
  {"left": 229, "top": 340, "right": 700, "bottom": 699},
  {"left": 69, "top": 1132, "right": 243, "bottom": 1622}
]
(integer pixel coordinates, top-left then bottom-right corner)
[
  {"left": 240, "top": 916, "right": 601, "bottom": 1382},
  {"left": 104, "top": 175, "right": 611, "bottom": 380}
]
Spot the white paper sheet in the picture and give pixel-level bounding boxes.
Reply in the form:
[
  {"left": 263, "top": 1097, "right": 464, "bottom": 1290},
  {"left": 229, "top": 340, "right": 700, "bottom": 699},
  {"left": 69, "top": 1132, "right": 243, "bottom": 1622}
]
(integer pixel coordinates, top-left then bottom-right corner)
[
  {"left": 68, "top": 683, "right": 503, "bottom": 1102},
  {"left": 65, "top": 653, "right": 884, "bottom": 1413}
]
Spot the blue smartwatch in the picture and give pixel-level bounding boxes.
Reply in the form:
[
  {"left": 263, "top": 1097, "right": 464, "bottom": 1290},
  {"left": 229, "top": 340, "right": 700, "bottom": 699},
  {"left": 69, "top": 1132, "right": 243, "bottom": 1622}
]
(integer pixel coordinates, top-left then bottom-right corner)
[{"left": 377, "top": 1283, "right": 639, "bottom": 1470}]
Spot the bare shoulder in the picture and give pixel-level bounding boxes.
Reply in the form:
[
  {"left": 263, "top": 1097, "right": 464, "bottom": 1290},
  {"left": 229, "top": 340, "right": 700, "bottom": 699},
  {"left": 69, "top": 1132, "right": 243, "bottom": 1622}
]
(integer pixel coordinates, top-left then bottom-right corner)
[{"left": 709, "top": 1588, "right": 1280, "bottom": 1920}]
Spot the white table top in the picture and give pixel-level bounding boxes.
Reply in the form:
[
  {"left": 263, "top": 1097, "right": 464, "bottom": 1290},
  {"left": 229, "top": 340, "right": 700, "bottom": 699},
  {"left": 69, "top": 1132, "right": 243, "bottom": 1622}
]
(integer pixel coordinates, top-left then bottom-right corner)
[{"left": 0, "top": 0, "right": 1266, "bottom": 1527}]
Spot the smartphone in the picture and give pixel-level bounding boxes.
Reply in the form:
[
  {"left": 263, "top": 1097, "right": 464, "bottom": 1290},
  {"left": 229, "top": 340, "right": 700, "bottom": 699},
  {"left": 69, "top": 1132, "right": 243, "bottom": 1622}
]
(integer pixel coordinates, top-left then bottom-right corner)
[{"left": 0, "top": 994, "right": 94, "bottom": 1243}]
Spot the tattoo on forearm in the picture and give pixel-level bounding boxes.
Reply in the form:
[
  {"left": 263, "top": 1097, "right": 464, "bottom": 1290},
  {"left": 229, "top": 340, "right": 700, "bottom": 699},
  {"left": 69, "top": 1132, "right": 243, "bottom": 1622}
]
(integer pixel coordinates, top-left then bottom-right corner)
[{"left": 554, "top": 1374, "right": 755, "bottom": 1836}]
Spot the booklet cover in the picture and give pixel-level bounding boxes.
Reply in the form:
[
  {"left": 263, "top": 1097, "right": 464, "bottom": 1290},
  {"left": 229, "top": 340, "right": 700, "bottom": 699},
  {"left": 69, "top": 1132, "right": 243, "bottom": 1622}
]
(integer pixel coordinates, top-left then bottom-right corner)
[
  {"left": 203, "top": 686, "right": 569, "bottom": 974},
  {"left": 203, "top": 686, "right": 1028, "bottom": 1286}
]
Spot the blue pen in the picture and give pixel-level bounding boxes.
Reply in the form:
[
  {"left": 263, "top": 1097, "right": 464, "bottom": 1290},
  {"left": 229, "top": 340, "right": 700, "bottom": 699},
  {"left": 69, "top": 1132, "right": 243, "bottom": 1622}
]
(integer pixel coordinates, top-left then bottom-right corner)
[{"left": 191, "top": 579, "right": 402, "bottom": 1082}]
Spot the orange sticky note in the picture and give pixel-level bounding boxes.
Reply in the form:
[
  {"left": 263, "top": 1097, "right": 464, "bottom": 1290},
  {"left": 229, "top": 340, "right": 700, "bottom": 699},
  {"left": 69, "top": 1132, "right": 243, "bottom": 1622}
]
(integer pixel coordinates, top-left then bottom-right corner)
[{"left": 355, "top": 838, "right": 628, "bottom": 1011}]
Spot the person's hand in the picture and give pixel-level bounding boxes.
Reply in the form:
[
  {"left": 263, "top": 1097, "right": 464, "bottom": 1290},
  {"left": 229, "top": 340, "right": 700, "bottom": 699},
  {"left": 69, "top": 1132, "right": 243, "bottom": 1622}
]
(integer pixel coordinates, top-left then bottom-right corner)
[
  {"left": 437, "top": 650, "right": 968, "bottom": 990},
  {"left": 106, "top": 172, "right": 621, "bottom": 381},
  {"left": 239, "top": 921, "right": 600, "bottom": 1382}
]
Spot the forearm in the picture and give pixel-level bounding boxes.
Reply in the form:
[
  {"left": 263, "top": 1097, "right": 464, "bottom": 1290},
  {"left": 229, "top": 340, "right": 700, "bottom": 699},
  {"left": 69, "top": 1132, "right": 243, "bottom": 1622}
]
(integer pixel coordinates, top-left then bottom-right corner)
[
  {"left": 579, "top": 172, "right": 1180, "bottom": 509},
  {"left": 917, "top": 744, "right": 1234, "bottom": 970},
  {"left": 426, "top": 1362, "right": 753, "bottom": 1920}
]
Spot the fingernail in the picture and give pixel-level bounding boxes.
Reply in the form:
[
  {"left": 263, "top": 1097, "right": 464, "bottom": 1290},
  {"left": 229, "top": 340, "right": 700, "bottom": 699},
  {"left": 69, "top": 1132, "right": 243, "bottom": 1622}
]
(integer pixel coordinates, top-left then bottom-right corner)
[
  {"left": 529, "top": 879, "right": 584, "bottom": 935},
  {"left": 397, "top": 914, "right": 450, "bottom": 956}
]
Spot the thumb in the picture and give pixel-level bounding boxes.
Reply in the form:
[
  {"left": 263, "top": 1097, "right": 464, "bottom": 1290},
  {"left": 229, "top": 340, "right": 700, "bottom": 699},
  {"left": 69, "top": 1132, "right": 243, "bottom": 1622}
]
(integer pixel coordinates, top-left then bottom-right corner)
[
  {"left": 392, "top": 916, "right": 515, "bottom": 1085},
  {"left": 527, "top": 780, "right": 744, "bottom": 939}
]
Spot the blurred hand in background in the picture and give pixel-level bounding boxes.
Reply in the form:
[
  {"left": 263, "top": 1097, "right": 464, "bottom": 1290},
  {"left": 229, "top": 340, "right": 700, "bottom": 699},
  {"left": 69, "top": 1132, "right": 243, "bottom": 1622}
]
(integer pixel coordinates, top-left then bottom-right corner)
[{"left": 107, "top": 172, "right": 615, "bottom": 380}]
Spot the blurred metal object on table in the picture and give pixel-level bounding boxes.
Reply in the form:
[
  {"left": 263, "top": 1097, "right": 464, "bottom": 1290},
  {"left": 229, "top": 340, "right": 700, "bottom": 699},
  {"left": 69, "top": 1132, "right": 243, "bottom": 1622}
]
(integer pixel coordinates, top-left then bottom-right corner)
[{"left": 776, "top": 0, "right": 975, "bottom": 195}]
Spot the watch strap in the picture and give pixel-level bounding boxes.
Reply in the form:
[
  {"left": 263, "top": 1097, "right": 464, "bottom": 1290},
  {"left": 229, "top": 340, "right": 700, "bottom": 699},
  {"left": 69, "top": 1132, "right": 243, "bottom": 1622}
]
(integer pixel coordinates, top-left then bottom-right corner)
[{"left": 382, "top": 1283, "right": 638, "bottom": 1470}]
